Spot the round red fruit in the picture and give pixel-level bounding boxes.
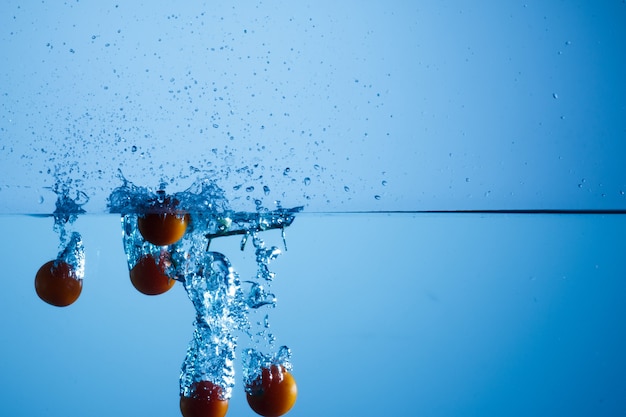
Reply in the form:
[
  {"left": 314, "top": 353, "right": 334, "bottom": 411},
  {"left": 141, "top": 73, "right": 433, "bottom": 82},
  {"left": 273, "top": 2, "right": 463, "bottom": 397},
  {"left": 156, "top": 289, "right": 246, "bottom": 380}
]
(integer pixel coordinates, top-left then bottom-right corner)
[
  {"left": 180, "top": 380, "right": 229, "bottom": 417},
  {"left": 246, "top": 366, "right": 297, "bottom": 417},
  {"left": 35, "top": 260, "right": 82, "bottom": 307},
  {"left": 138, "top": 211, "right": 189, "bottom": 246},
  {"left": 129, "top": 252, "right": 175, "bottom": 295}
]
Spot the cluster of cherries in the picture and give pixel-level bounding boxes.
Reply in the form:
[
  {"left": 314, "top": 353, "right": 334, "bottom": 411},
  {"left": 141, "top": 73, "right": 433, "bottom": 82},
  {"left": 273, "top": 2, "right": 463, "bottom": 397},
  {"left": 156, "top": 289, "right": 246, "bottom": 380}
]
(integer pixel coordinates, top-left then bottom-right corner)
[{"left": 34, "top": 206, "right": 297, "bottom": 417}]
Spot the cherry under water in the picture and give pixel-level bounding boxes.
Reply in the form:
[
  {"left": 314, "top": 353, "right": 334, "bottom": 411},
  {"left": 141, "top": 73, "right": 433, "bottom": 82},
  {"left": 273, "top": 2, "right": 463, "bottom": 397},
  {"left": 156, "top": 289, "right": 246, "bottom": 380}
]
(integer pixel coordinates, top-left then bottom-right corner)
[
  {"left": 38, "top": 184, "right": 87, "bottom": 303},
  {"left": 108, "top": 177, "right": 301, "bottom": 406}
]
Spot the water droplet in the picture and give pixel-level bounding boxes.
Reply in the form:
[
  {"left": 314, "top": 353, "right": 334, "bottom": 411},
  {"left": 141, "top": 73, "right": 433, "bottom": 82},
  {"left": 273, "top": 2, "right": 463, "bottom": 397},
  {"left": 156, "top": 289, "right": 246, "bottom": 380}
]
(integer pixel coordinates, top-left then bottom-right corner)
[
  {"left": 381, "top": 180, "right": 388, "bottom": 186},
  {"left": 283, "top": 167, "right": 291, "bottom": 176},
  {"left": 212, "top": 123, "right": 219, "bottom": 128},
  {"left": 552, "top": 92, "right": 559, "bottom": 99},
  {"left": 303, "top": 177, "right": 311, "bottom": 186},
  {"left": 38, "top": 196, "right": 44, "bottom": 204},
  {"left": 344, "top": 186, "right": 350, "bottom": 192},
  {"left": 263, "top": 185, "right": 270, "bottom": 195},
  {"left": 131, "top": 145, "right": 137, "bottom": 152},
  {"left": 313, "top": 164, "right": 320, "bottom": 170},
  {"left": 465, "top": 177, "right": 470, "bottom": 183},
  {"left": 245, "top": 186, "right": 254, "bottom": 193},
  {"left": 374, "top": 195, "right": 381, "bottom": 200}
]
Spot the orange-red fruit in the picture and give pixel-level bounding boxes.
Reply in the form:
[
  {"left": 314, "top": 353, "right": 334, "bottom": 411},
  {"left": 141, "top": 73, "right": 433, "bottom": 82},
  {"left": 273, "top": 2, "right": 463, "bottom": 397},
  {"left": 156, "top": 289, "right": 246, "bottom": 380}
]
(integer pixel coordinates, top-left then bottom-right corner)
[
  {"left": 246, "top": 366, "right": 298, "bottom": 417},
  {"left": 180, "top": 380, "right": 229, "bottom": 417},
  {"left": 129, "top": 252, "right": 176, "bottom": 295},
  {"left": 35, "top": 260, "right": 82, "bottom": 307},
  {"left": 138, "top": 212, "right": 189, "bottom": 246}
]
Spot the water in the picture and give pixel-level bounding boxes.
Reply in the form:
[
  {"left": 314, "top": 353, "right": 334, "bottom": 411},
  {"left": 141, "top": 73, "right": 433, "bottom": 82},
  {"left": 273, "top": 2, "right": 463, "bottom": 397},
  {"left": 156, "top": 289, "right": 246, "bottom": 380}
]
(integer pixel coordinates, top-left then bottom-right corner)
[
  {"left": 2, "top": 2, "right": 624, "bottom": 415},
  {"left": 1, "top": 211, "right": 625, "bottom": 416}
]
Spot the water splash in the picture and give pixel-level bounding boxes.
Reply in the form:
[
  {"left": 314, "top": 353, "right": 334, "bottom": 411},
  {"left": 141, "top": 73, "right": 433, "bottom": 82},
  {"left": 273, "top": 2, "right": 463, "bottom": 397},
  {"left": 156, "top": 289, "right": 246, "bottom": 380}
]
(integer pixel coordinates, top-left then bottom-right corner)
[
  {"left": 49, "top": 180, "right": 87, "bottom": 279},
  {"left": 51, "top": 181, "right": 88, "bottom": 248},
  {"left": 109, "top": 175, "right": 301, "bottom": 401}
]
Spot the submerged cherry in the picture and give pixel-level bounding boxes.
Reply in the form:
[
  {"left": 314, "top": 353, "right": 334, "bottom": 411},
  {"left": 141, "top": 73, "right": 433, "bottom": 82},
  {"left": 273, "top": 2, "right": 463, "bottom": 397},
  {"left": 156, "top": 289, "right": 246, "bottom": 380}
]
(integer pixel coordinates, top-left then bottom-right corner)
[
  {"left": 129, "top": 251, "right": 176, "bottom": 295},
  {"left": 35, "top": 260, "right": 82, "bottom": 307},
  {"left": 180, "top": 380, "right": 229, "bottom": 417},
  {"left": 138, "top": 211, "right": 189, "bottom": 246},
  {"left": 246, "top": 365, "right": 298, "bottom": 417}
]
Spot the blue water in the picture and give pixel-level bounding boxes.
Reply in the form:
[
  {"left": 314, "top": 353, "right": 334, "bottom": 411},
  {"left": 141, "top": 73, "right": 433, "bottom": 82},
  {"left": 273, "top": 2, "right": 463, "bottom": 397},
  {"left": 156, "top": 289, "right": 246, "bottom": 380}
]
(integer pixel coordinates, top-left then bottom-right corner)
[{"left": 1, "top": 212, "right": 624, "bottom": 416}]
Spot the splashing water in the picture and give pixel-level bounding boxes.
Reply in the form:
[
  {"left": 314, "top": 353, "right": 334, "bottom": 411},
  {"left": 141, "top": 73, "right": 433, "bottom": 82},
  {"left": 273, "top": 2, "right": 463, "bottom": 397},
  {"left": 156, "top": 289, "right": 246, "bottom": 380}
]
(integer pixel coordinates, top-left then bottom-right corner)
[
  {"left": 108, "top": 176, "right": 301, "bottom": 401},
  {"left": 51, "top": 181, "right": 87, "bottom": 280}
]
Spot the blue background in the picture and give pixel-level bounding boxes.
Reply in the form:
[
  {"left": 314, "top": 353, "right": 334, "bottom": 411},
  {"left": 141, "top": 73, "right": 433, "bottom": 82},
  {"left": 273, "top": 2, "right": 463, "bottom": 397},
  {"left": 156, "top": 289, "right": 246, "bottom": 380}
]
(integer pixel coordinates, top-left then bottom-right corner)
[
  {"left": 0, "top": 0, "right": 625, "bottom": 213},
  {"left": 1, "top": 1, "right": 626, "bottom": 416}
]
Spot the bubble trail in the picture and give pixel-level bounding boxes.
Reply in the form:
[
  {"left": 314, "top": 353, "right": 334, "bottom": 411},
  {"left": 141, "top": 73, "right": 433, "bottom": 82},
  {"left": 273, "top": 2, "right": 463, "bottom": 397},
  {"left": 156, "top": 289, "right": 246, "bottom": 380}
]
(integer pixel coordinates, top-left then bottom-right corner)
[{"left": 178, "top": 251, "right": 244, "bottom": 400}]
